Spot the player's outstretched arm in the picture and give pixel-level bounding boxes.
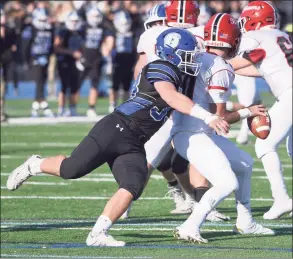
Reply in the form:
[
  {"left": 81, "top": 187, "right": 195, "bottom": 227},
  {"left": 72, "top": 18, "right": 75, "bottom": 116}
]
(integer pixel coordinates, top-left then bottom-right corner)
[
  {"left": 234, "top": 65, "right": 262, "bottom": 77},
  {"left": 154, "top": 81, "right": 230, "bottom": 135},
  {"left": 210, "top": 103, "right": 267, "bottom": 124}
]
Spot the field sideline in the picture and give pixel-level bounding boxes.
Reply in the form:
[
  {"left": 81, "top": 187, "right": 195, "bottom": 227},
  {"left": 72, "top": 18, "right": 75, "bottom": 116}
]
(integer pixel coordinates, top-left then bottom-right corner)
[{"left": 1, "top": 95, "right": 292, "bottom": 258}]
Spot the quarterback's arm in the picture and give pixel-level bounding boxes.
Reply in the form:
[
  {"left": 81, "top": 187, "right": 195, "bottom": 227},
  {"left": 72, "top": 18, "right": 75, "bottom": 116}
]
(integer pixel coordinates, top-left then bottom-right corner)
[
  {"left": 235, "top": 65, "right": 262, "bottom": 77},
  {"left": 154, "top": 81, "right": 229, "bottom": 134}
]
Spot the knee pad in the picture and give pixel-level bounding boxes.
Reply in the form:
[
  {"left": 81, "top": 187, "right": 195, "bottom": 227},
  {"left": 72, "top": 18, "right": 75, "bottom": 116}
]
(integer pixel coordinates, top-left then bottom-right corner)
[
  {"left": 171, "top": 152, "right": 189, "bottom": 174},
  {"left": 255, "top": 138, "right": 276, "bottom": 159},
  {"left": 156, "top": 149, "right": 173, "bottom": 172},
  {"left": 119, "top": 182, "right": 144, "bottom": 201}
]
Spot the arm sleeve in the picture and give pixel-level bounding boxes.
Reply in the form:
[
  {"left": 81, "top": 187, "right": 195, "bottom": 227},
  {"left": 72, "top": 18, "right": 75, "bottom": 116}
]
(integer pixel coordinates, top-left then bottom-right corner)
[
  {"left": 208, "top": 69, "right": 234, "bottom": 103},
  {"left": 145, "top": 62, "right": 181, "bottom": 87},
  {"left": 237, "top": 35, "right": 266, "bottom": 64}
]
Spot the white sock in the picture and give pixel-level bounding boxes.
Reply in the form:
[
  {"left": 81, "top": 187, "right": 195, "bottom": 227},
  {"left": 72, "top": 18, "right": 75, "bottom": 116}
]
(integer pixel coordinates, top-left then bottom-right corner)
[
  {"left": 261, "top": 152, "right": 289, "bottom": 201},
  {"left": 180, "top": 186, "right": 229, "bottom": 230},
  {"left": 239, "top": 119, "right": 249, "bottom": 138},
  {"left": 92, "top": 215, "right": 112, "bottom": 235},
  {"left": 30, "top": 158, "right": 45, "bottom": 175},
  {"left": 234, "top": 166, "right": 253, "bottom": 227}
]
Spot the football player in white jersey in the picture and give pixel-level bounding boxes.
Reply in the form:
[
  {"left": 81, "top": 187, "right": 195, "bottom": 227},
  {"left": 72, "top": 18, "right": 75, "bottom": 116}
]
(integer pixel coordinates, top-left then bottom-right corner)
[
  {"left": 229, "top": 0, "right": 292, "bottom": 220},
  {"left": 173, "top": 13, "right": 274, "bottom": 243},
  {"left": 136, "top": 1, "right": 231, "bottom": 221}
]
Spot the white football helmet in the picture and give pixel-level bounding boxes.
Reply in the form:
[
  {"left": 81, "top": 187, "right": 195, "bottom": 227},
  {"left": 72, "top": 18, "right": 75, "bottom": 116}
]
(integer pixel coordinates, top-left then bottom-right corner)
[
  {"left": 65, "top": 11, "right": 82, "bottom": 31},
  {"left": 86, "top": 6, "right": 103, "bottom": 27},
  {"left": 113, "top": 10, "right": 132, "bottom": 34},
  {"left": 32, "top": 8, "right": 50, "bottom": 30}
]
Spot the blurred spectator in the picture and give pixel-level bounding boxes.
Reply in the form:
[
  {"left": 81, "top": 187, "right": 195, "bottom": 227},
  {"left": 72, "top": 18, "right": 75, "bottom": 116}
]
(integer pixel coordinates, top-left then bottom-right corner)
[
  {"left": 209, "top": 0, "right": 226, "bottom": 15},
  {"left": 228, "top": 1, "right": 242, "bottom": 21},
  {"left": 284, "top": 23, "right": 292, "bottom": 38},
  {"left": 54, "top": 10, "right": 84, "bottom": 117},
  {"left": 1, "top": 9, "right": 17, "bottom": 121},
  {"left": 108, "top": 9, "right": 136, "bottom": 113},
  {"left": 26, "top": 8, "right": 55, "bottom": 117},
  {"left": 4, "top": 1, "right": 26, "bottom": 33},
  {"left": 78, "top": 5, "right": 114, "bottom": 118},
  {"left": 197, "top": 1, "right": 212, "bottom": 26}
]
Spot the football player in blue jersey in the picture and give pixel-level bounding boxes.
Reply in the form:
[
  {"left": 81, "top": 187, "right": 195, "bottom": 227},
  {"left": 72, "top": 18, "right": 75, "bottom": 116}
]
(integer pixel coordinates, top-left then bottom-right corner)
[{"left": 7, "top": 28, "right": 229, "bottom": 247}]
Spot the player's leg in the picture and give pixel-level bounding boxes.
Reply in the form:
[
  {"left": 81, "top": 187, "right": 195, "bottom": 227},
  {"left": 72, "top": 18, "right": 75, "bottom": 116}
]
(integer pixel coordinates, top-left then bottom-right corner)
[
  {"left": 87, "top": 60, "right": 102, "bottom": 118},
  {"left": 234, "top": 75, "right": 260, "bottom": 144},
  {"left": 86, "top": 152, "right": 148, "bottom": 247},
  {"left": 68, "top": 63, "right": 80, "bottom": 116},
  {"left": 108, "top": 61, "right": 120, "bottom": 113},
  {"left": 255, "top": 88, "right": 292, "bottom": 219},
  {"left": 57, "top": 62, "right": 69, "bottom": 116},
  {"left": 173, "top": 132, "right": 239, "bottom": 243},
  {"left": 211, "top": 134, "right": 274, "bottom": 235},
  {"left": 6, "top": 115, "right": 116, "bottom": 190},
  {"left": 31, "top": 64, "right": 43, "bottom": 117}
]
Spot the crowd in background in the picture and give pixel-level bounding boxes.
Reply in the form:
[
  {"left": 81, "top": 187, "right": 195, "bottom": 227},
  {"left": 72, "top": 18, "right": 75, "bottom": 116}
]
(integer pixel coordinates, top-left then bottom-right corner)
[{"left": 1, "top": 0, "right": 292, "bottom": 121}]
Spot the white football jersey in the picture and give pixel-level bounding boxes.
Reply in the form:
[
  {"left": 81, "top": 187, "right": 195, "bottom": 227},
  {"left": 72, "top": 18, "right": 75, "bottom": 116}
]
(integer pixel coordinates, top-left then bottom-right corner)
[
  {"left": 237, "top": 29, "right": 292, "bottom": 99},
  {"left": 137, "top": 25, "right": 205, "bottom": 63},
  {"left": 172, "top": 52, "right": 235, "bottom": 134}
]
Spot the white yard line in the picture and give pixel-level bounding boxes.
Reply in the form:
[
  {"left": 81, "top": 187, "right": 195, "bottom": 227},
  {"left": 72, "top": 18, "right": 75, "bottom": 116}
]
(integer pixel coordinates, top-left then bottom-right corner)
[{"left": 0, "top": 196, "right": 275, "bottom": 201}]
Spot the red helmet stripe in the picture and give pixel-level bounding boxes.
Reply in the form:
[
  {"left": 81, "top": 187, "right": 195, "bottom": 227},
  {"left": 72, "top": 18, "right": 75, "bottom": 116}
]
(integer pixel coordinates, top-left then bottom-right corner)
[{"left": 211, "top": 13, "right": 224, "bottom": 41}]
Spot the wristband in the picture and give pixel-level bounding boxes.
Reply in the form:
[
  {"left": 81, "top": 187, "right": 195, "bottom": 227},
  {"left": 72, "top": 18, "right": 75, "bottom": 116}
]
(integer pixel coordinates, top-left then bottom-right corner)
[
  {"left": 190, "top": 105, "right": 216, "bottom": 124},
  {"left": 237, "top": 108, "right": 251, "bottom": 119}
]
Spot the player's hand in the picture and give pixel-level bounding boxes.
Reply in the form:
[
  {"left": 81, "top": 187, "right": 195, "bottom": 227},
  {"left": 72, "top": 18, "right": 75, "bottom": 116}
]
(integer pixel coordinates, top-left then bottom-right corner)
[
  {"left": 248, "top": 104, "right": 267, "bottom": 117},
  {"left": 208, "top": 116, "right": 230, "bottom": 135},
  {"left": 73, "top": 51, "right": 82, "bottom": 60}
]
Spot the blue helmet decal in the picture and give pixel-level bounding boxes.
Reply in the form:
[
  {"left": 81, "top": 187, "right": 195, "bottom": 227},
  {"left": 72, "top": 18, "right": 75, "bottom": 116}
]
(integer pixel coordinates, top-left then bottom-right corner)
[
  {"left": 144, "top": 4, "right": 166, "bottom": 30},
  {"left": 155, "top": 28, "right": 202, "bottom": 76}
]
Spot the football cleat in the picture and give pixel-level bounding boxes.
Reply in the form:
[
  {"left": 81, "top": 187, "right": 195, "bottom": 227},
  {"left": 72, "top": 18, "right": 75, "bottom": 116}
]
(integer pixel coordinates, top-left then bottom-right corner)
[
  {"left": 86, "top": 230, "right": 125, "bottom": 247},
  {"left": 206, "top": 209, "right": 231, "bottom": 222},
  {"left": 43, "top": 108, "right": 55, "bottom": 118},
  {"left": 236, "top": 133, "right": 249, "bottom": 145},
  {"left": 174, "top": 227, "right": 208, "bottom": 244},
  {"left": 290, "top": 211, "right": 292, "bottom": 217},
  {"left": 233, "top": 221, "right": 275, "bottom": 235},
  {"left": 6, "top": 155, "right": 42, "bottom": 191},
  {"left": 86, "top": 108, "right": 98, "bottom": 118},
  {"left": 165, "top": 185, "right": 185, "bottom": 213},
  {"left": 170, "top": 199, "right": 194, "bottom": 215},
  {"left": 108, "top": 104, "right": 115, "bottom": 114},
  {"left": 263, "top": 199, "right": 292, "bottom": 220}
]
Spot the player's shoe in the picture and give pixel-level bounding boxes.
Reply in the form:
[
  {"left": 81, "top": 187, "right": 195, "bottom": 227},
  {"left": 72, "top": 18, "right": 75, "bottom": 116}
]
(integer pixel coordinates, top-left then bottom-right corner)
[
  {"left": 43, "top": 108, "right": 55, "bottom": 118},
  {"left": 263, "top": 198, "right": 292, "bottom": 220},
  {"left": 86, "top": 230, "right": 125, "bottom": 247},
  {"left": 170, "top": 199, "right": 194, "bottom": 214},
  {"left": 31, "top": 109, "right": 39, "bottom": 118},
  {"left": 108, "top": 104, "right": 115, "bottom": 113},
  {"left": 120, "top": 202, "right": 132, "bottom": 219},
  {"left": 86, "top": 108, "right": 98, "bottom": 118},
  {"left": 174, "top": 227, "right": 208, "bottom": 244},
  {"left": 165, "top": 185, "right": 185, "bottom": 213},
  {"left": 233, "top": 221, "right": 275, "bottom": 235},
  {"left": 206, "top": 209, "right": 231, "bottom": 222},
  {"left": 6, "top": 155, "right": 42, "bottom": 191}
]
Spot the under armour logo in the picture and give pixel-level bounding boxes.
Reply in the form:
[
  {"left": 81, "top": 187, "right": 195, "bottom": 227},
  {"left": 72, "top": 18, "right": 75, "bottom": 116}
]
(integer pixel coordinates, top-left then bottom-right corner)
[{"left": 116, "top": 124, "right": 124, "bottom": 132}]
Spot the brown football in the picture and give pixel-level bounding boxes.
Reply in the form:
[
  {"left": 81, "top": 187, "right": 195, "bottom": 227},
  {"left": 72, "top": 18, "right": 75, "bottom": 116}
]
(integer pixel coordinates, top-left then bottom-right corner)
[{"left": 247, "top": 113, "right": 271, "bottom": 139}]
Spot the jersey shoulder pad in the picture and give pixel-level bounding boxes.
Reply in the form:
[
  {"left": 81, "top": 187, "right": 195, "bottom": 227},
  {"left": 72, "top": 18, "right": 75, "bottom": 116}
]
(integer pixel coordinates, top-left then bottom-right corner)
[{"left": 144, "top": 60, "right": 182, "bottom": 86}]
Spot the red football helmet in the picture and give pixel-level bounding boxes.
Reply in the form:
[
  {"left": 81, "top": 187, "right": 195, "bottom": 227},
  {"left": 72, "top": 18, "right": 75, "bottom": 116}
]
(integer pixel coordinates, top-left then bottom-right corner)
[
  {"left": 239, "top": 1, "right": 279, "bottom": 33},
  {"left": 204, "top": 13, "right": 240, "bottom": 55},
  {"left": 165, "top": 0, "right": 200, "bottom": 29}
]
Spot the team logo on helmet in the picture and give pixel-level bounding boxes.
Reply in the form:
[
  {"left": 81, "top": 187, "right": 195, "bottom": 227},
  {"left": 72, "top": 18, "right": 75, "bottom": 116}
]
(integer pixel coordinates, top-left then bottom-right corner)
[{"left": 164, "top": 32, "right": 181, "bottom": 48}]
